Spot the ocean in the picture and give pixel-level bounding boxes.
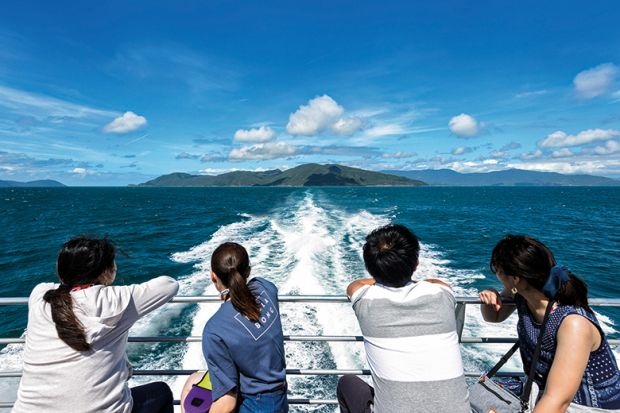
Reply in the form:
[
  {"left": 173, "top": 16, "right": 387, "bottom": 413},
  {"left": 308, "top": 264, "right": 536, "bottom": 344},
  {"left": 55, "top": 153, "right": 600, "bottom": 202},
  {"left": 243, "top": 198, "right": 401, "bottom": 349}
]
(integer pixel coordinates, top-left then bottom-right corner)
[{"left": 1, "top": 187, "right": 619, "bottom": 412}]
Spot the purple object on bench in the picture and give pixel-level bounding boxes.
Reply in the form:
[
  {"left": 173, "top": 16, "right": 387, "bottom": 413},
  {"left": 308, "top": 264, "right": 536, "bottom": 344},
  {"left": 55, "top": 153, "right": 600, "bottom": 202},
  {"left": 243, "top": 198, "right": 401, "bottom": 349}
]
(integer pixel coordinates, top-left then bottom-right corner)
[{"left": 183, "top": 371, "right": 213, "bottom": 413}]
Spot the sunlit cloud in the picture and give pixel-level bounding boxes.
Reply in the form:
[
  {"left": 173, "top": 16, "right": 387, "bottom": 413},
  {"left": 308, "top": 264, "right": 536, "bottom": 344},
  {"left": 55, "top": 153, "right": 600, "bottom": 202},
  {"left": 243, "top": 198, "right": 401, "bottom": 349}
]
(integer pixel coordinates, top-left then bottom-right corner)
[
  {"left": 103, "top": 111, "right": 147, "bottom": 134},
  {"left": 286, "top": 95, "right": 363, "bottom": 136},
  {"left": 449, "top": 113, "right": 481, "bottom": 138},
  {"left": 551, "top": 148, "right": 575, "bottom": 158},
  {"left": 234, "top": 126, "right": 276, "bottom": 142},
  {"left": 229, "top": 141, "right": 297, "bottom": 161},
  {"left": 593, "top": 140, "right": 620, "bottom": 155},
  {"left": 573, "top": 63, "right": 618, "bottom": 99},
  {"left": 539, "top": 128, "right": 620, "bottom": 148},
  {"left": 508, "top": 160, "right": 620, "bottom": 175},
  {"left": 332, "top": 117, "right": 364, "bottom": 135}
]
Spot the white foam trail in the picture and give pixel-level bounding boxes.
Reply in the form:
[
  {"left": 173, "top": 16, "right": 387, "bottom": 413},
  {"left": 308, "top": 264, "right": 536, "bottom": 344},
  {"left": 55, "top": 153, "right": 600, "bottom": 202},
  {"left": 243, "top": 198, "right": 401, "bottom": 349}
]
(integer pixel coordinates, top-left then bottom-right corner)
[{"left": 169, "top": 193, "right": 390, "bottom": 411}]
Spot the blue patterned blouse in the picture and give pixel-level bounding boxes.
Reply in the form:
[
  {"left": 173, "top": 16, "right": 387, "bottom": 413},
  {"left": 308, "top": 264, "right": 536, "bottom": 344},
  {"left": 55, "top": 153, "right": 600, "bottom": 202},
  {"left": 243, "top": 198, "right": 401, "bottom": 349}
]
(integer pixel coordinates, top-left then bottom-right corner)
[{"left": 516, "top": 295, "right": 620, "bottom": 408}]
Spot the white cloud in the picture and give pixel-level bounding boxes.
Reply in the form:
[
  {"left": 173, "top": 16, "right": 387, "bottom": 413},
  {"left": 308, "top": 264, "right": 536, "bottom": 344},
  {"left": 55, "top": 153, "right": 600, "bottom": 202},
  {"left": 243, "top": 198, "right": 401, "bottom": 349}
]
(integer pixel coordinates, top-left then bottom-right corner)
[
  {"left": 363, "top": 124, "right": 408, "bottom": 138},
  {"left": 573, "top": 63, "right": 618, "bottom": 99},
  {"left": 234, "top": 126, "right": 276, "bottom": 142},
  {"left": 103, "top": 111, "right": 147, "bottom": 134},
  {"left": 449, "top": 113, "right": 481, "bottom": 138},
  {"left": 332, "top": 117, "right": 363, "bottom": 135},
  {"left": 286, "top": 95, "right": 344, "bottom": 136},
  {"left": 444, "top": 160, "right": 502, "bottom": 173},
  {"left": 451, "top": 146, "right": 473, "bottom": 156},
  {"left": 382, "top": 151, "right": 416, "bottom": 159},
  {"left": 199, "top": 168, "right": 234, "bottom": 175},
  {"left": 594, "top": 140, "right": 620, "bottom": 155},
  {"left": 0, "top": 85, "right": 117, "bottom": 119},
  {"left": 539, "top": 128, "right": 620, "bottom": 148},
  {"left": 508, "top": 160, "right": 619, "bottom": 175},
  {"left": 520, "top": 149, "right": 543, "bottom": 160},
  {"left": 285, "top": 95, "right": 364, "bottom": 137},
  {"left": 551, "top": 148, "right": 574, "bottom": 158},
  {"left": 515, "top": 90, "right": 549, "bottom": 99},
  {"left": 229, "top": 142, "right": 297, "bottom": 161},
  {"left": 71, "top": 167, "right": 87, "bottom": 175}
]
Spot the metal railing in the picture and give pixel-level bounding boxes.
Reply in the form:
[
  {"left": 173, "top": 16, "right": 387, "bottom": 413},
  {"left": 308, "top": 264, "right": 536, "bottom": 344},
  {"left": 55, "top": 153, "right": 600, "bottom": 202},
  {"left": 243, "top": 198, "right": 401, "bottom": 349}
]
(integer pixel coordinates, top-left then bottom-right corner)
[{"left": 1, "top": 296, "right": 619, "bottom": 408}]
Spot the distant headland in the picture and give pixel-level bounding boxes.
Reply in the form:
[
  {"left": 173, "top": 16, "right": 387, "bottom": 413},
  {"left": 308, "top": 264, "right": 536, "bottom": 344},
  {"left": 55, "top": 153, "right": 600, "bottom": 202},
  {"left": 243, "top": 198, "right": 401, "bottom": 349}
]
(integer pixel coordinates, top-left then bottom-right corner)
[
  {"left": 0, "top": 179, "right": 65, "bottom": 188},
  {"left": 382, "top": 168, "right": 620, "bottom": 187}
]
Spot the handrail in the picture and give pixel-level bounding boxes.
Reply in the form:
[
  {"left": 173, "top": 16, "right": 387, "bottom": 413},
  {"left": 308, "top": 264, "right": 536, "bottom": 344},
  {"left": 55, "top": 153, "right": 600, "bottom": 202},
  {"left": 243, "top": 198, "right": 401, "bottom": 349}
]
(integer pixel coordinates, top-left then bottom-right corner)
[
  {"left": 1, "top": 295, "right": 619, "bottom": 407},
  {"left": 1, "top": 336, "right": 618, "bottom": 345},
  {"left": 1, "top": 296, "right": 619, "bottom": 305}
]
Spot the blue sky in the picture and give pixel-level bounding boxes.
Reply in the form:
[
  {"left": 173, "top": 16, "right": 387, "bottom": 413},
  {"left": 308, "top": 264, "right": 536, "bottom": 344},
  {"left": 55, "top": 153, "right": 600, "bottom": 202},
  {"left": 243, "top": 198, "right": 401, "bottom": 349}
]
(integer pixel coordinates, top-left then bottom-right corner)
[{"left": 1, "top": 0, "right": 619, "bottom": 185}]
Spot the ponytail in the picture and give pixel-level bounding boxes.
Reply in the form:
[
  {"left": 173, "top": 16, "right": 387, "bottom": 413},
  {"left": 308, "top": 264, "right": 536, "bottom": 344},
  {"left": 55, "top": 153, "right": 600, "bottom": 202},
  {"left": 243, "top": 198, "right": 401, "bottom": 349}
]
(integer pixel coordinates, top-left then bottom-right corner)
[
  {"left": 43, "top": 286, "right": 91, "bottom": 351},
  {"left": 228, "top": 270, "right": 261, "bottom": 321},
  {"left": 47, "top": 236, "right": 116, "bottom": 351},
  {"left": 211, "top": 242, "right": 261, "bottom": 322},
  {"left": 557, "top": 272, "right": 592, "bottom": 313}
]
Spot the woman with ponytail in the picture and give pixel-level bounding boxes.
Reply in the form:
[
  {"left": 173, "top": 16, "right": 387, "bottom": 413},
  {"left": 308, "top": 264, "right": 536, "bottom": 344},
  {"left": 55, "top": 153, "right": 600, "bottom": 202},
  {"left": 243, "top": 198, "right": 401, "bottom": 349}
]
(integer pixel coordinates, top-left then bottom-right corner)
[
  {"left": 13, "top": 236, "right": 179, "bottom": 413},
  {"left": 479, "top": 235, "right": 620, "bottom": 412},
  {"left": 181, "top": 242, "right": 288, "bottom": 413}
]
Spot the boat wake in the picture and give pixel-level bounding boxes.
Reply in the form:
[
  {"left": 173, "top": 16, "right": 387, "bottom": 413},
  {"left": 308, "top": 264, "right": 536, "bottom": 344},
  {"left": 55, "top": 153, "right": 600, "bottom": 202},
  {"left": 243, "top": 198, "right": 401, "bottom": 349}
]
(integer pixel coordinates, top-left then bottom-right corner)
[{"left": 0, "top": 191, "right": 617, "bottom": 413}]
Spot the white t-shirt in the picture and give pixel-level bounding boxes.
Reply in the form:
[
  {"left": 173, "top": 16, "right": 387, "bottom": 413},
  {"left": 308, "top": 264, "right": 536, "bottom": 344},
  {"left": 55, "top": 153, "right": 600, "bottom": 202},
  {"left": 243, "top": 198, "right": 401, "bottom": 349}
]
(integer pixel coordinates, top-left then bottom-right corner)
[
  {"left": 12, "top": 276, "right": 179, "bottom": 413},
  {"left": 351, "top": 280, "right": 470, "bottom": 413}
]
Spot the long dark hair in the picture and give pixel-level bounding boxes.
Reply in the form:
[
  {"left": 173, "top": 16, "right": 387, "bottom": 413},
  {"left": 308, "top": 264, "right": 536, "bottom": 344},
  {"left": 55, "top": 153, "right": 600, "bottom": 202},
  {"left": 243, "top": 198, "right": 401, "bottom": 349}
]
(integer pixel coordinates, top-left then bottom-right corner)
[
  {"left": 490, "top": 235, "right": 591, "bottom": 312},
  {"left": 43, "top": 237, "right": 116, "bottom": 351},
  {"left": 211, "top": 242, "right": 260, "bottom": 321}
]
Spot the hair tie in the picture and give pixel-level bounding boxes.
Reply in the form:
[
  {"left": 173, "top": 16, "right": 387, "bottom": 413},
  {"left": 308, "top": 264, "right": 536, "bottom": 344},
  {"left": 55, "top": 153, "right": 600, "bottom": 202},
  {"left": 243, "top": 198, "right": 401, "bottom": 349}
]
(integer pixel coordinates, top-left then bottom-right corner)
[
  {"left": 542, "top": 265, "right": 571, "bottom": 298},
  {"left": 59, "top": 283, "right": 71, "bottom": 290}
]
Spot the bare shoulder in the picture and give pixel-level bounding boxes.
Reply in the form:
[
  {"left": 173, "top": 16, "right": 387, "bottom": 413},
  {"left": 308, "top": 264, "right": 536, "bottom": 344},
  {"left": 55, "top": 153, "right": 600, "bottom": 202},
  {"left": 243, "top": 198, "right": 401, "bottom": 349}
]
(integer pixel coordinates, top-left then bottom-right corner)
[
  {"left": 558, "top": 313, "right": 601, "bottom": 350},
  {"left": 423, "top": 278, "right": 451, "bottom": 289}
]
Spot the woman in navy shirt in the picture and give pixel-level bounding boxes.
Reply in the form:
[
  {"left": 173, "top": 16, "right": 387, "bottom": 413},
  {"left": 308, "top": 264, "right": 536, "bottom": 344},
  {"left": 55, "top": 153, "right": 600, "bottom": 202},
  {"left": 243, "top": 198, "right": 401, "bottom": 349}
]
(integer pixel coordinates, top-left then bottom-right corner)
[
  {"left": 479, "top": 235, "right": 620, "bottom": 412},
  {"left": 182, "top": 242, "right": 288, "bottom": 413}
]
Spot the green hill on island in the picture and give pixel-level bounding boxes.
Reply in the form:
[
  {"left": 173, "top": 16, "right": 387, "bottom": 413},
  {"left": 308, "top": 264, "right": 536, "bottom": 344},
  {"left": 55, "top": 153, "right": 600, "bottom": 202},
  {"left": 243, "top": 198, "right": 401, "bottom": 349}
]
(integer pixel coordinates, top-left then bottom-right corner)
[
  {"left": 139, "top": 164, "right": 426, "bottom": 187},
  {"left": 0, "top": 179, "right": 65, "bottom": 188}
]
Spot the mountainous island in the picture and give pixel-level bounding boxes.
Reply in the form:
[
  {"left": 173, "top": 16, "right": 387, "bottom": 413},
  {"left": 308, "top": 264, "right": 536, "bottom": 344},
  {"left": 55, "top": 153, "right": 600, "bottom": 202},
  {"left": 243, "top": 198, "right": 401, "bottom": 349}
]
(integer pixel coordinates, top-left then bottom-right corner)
[
  {"left": 382, "top": 169, "right": 620, "bottom": 186},
  {"left": 0, "top": 179, "right": 66, "bottom": 188},
  {"left": 140, "top": 164, "right": 620, "bottom": 187},
  {"left": 140, "top": 164, "right": 425, "bottom": 187}
]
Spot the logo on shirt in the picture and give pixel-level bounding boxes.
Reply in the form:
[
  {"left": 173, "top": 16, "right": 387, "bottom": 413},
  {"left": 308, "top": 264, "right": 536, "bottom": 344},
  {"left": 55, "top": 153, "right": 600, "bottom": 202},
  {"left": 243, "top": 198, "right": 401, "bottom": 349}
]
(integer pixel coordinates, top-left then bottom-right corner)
[{"left": 234, "top": 290, "right": 279, "bottom": 341}]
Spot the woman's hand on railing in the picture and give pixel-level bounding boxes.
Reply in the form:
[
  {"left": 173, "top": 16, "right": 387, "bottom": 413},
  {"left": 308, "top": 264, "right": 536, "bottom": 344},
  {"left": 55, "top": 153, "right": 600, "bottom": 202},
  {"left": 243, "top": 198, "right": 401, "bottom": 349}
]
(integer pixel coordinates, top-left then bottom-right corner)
[
  {"left": 479, "top": 288, "right": 517, "bottom": 323},
  {"left": 479, "top": 289, "right": 502, "bottom": 312}
]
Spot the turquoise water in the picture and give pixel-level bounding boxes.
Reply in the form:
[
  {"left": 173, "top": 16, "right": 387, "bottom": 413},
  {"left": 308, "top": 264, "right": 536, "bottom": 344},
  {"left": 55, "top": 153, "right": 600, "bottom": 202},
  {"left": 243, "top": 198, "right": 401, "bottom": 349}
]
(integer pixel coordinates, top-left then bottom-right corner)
[{"left": 1, "top": 187, "right": 619, "bottom": 410}]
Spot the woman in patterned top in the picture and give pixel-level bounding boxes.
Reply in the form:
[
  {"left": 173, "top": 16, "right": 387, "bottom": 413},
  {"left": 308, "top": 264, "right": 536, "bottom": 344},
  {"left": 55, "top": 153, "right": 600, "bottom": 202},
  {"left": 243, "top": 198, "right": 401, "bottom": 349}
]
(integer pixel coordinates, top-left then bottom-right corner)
[{"left": 479, "top": 235, "right": 620, "bottom": 412}]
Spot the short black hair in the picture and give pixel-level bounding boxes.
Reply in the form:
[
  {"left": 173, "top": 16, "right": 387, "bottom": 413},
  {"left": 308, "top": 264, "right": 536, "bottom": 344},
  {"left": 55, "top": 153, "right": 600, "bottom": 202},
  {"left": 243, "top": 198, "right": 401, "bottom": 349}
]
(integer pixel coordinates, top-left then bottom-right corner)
[{"left": 362, "top": 224, "right": 420, "bottom": 287}]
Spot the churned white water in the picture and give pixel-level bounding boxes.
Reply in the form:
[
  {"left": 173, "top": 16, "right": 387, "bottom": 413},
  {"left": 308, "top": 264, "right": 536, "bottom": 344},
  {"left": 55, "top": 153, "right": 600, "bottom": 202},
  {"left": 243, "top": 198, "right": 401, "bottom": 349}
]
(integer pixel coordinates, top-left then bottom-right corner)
[{"left": 0, "top": 192, "right": 617, "bottom": 413}]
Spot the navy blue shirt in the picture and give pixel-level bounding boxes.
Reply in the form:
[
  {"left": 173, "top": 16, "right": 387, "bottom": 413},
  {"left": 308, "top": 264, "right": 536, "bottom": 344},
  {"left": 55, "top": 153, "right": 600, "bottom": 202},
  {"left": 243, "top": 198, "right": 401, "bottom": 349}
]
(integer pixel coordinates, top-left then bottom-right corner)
[
  {"left": 516, "top": 295, "right": 620, "bottom": 408},
  {"left": 202, "top": 277, "right": 286, "bottom": 400}
]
